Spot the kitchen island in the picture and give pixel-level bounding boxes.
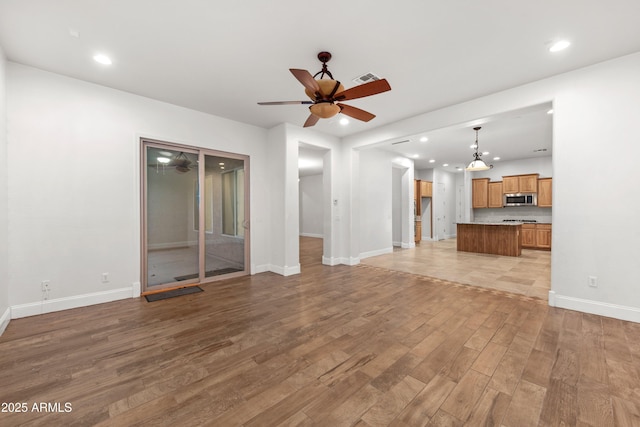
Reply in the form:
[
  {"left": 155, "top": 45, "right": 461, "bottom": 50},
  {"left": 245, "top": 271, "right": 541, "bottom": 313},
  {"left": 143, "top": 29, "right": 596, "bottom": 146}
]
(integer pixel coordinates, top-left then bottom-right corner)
[{"left": 456, "top": 222, "right": 522, "bottom": 257}]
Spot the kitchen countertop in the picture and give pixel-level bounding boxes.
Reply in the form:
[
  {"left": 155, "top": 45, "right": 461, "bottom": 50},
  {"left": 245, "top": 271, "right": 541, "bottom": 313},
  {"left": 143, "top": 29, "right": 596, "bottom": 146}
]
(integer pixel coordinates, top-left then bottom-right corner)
[{"left": 455, "top": 222, "right": 523, "bottom": 226}]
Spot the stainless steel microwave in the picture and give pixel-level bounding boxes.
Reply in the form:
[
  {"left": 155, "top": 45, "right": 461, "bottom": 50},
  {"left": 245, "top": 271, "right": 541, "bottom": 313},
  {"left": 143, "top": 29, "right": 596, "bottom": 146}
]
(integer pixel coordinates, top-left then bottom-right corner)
[{"left": 503, "top": 193, "right": 537, "bottom": 207}]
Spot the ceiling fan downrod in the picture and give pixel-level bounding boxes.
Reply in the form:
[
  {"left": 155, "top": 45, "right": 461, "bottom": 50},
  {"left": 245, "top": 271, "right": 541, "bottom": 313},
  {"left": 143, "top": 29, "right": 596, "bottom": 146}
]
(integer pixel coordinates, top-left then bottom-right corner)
[{"left": 313, "top": 51, "right": 334, "bottom": 80}]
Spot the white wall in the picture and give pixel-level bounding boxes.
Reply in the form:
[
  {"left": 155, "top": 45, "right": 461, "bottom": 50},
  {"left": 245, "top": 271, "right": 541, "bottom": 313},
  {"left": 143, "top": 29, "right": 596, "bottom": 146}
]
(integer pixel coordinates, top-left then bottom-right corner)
[
  {"left": 471, "top": 156, "right": 553, "bottom": 181},
  {"left": 0, "top": 47, "right": 9, "bottom": 334},
  {"left": 358, "top": 148, "right": 394, "bottom": 257},
  {"left": 391, "top": 167, "right": 402, "bottom": 245},
  {"left": 432, "top": 169, "right": 458, "bottom": 239},
  {"left": 6, "top": 63, "right": 270, "bottom": 316},
  {"left": 342, "top": 52, "right": 640, "bottom": 322},
  {"left": 299, "top": 174, "right": 323, "bottom": 238}
]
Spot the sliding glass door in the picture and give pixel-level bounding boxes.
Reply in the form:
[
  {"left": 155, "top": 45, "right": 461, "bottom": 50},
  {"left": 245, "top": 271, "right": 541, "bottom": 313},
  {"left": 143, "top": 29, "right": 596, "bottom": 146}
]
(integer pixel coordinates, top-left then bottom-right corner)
[{"left": 142, "top": 140, "right": 249, "bottom": 292}]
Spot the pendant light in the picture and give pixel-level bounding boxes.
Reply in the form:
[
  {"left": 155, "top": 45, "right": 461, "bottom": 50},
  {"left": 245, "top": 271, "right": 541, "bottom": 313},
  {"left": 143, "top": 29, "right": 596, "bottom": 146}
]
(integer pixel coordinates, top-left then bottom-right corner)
[{"left": 466, "top": 126, "right": 492, "bottom": 171}]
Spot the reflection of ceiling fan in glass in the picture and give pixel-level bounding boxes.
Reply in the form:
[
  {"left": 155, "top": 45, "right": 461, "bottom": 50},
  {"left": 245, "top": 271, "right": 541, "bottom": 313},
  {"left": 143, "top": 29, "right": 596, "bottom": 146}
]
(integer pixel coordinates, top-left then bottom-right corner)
[
  {"left": 153, "top": 152, "right": 195, "bottom": 174},
  {"left": 170, "top": 152, "right": 193, "bottom": 173}
]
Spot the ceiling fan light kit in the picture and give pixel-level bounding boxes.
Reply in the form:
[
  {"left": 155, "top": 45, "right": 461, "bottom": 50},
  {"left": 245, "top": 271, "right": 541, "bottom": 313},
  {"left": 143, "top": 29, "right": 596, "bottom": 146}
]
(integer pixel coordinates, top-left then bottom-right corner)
[{"left": 258, "top": 51, "right": 391, "bottom": 127}]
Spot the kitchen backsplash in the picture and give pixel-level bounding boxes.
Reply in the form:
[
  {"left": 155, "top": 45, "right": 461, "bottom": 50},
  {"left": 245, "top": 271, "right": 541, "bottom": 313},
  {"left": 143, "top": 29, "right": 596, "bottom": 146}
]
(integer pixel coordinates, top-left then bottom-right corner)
[{"left": 473, "top": 206, "right": 552, "bottom": 223}]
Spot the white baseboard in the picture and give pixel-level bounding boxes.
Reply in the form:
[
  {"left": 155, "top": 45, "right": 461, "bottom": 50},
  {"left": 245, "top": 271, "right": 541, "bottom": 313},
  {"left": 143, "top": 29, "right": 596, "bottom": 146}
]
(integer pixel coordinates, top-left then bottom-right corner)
[
  {"left": 322, "top": 256, "right": 340, "bottom": 266},
  {"left": 401, "top": 242, "right": 416, "bottom": 249},
  {"left": 549, "top": 291, "right": 640, "bottom": 323},
  {"left": 0, "top": 306, "right": 10, "bottom": 336},
  {"left": 253, "top": 263, "right": 270, "bottom": 274},
  {"left": 300, "top": 233, "right": 323, "bottom": 239},
  {"left": 11, "top": 284, "right": 139, "bottom": 320},
  {"left": 360, "top": 247, "right": 393, "bottom": 260},
  {"left": 269, "top": 264, "right": 301, "bottom": 276},
  {"left": 322, "top": 256, "right": 360, "bottom": 266}
]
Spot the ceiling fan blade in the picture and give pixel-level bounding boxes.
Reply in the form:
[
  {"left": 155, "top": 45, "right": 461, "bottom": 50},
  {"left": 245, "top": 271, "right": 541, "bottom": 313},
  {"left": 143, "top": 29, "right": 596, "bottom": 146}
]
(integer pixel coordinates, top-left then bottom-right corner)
[
  {"left": 337, "top": 103, "right": 376, "bottom": 122},
  {"left": 258, "top": 101, "right": 314, "bottom": 105},
  {"left": 333, "top": 79, "right": 391, "bottom": 101},
  {"left": 290, "top": 69, "right": 323, "bottom": 96},
  {"left": 303, "top": 114, "right": 320, "bottom": 127}
]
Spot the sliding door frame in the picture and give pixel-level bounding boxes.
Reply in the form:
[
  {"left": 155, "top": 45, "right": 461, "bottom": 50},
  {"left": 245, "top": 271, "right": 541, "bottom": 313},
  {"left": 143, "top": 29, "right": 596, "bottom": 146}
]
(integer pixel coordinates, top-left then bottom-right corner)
[{"left": 140, "top": 138, "right": 250, "bottom": 295}]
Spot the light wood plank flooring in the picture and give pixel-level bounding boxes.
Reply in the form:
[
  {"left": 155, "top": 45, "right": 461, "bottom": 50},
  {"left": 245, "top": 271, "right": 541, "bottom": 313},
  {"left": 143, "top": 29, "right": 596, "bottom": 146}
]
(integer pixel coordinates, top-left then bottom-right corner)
[
  {"left": 361, "top": 239, "right": 550, "bottom": 300},
  {"left": 1, "top": 237, "right": 638, "bottom": 426}
]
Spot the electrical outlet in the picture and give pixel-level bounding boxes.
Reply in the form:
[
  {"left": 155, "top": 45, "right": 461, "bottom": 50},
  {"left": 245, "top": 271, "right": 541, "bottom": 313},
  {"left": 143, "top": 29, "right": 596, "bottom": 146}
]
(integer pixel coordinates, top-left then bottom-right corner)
[
  {"left": 41, "top": 280, "right": 51, "bottom": 292},
  {"left": 102, "top": 273, "right": 109, "bottom": 283},
  {"left": 588, "top": 276, "right": 598, "bottom": 288}
]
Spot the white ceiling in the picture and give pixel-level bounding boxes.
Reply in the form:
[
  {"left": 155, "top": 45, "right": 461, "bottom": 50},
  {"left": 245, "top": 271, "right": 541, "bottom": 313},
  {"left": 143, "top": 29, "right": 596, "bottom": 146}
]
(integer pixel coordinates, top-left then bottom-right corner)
[{"left": 2, "top": 1, "right": 640, "bottom": 169}]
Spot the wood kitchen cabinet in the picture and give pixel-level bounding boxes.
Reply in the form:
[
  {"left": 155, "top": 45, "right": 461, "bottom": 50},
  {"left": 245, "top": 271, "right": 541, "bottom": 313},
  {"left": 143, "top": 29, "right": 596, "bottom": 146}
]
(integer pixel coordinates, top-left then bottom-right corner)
[
  {"left": 521, "top": 224, "right": 536, "bottom": 247},
  {"left": 472, "top": 178, "right": 489, "bottom": 208},
  {"left": 537, "top": 178, "right": 552, "bottom": 207},
  {"left": 414, "top": 180, "right": 421, "bottom": 216},
  {"left": 420, "top": 180, "right": 432, "bottom": 197},
  {"left": 536, "top": 224, "right": 552, "bottom": 249},
  {"left": 502, "top": 174, "right": 539, "bottom": 193},
  {"left": 488, "top": 182, "right": 503, "bottom": 208},
  {"left": 522, "top": 223, "right": 552, "bottom": 250}
]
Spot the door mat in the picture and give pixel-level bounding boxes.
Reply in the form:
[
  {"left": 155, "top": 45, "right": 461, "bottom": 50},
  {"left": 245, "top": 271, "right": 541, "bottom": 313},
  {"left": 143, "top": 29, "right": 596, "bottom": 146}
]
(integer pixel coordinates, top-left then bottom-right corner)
[
  {"left": 174, "top": 268, "right": 242, "bottom": 281},
  {"left": 145, "top": 286, "right": 203, "bottom": 302}
]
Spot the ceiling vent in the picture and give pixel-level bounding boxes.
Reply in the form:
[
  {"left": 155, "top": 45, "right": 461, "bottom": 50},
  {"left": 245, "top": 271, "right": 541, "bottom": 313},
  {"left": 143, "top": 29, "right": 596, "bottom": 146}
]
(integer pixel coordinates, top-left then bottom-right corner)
[
  {"left": 353, "top": 72, "right": 381, "bottom": 85},
  {"left": 533, "top": 148, "right": 548, "bottom": 152},
  {"left": 391, "top": 140, "right": 410, "bottom": 145}
]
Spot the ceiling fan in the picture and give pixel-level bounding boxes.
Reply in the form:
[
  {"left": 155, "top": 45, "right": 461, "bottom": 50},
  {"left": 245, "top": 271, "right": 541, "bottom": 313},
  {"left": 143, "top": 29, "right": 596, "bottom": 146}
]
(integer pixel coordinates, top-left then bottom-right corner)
[{"left": 258, "top": 51, "right": 391, "bottom": 127}]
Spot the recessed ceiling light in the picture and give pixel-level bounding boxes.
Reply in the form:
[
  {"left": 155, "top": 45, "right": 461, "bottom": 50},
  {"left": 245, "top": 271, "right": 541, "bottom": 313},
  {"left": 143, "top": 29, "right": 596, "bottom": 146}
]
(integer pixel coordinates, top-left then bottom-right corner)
[
  {"left": 549, "top": 40, "right": 571, "bottom": 52},
  {"left": 429, "top": 159, "right": 435, "bottom": 163},
  {"left": 93, "top": 54, "right": 112, "bottom": 65},
  {"left": 339, "top": 117, "right": 349, "bottom": 125},
  {"left": 443, "top": 163, "right": 449, "bottom": 167},
  {"left": 158, "top": 151, "right": 172, "bottom": 157},
  {"left": 482, "top": 151, "right": 489, "bottom": 155},
  {"left": 412, "top": 154, "right": 419, "bottom": 158},
  {"left": 470, "top": 144, "right": 477, "bottom": 149},
  {"left": 547, "top": 109, "right": 554, "bottom": 114},
  {"left": 219, "top": 162, "right": 225, "bottom": 165},
  {"left": 157, "top": 157, "right": 171, "bottom": 164},
  {"left": 493, "top": 157, "right": 501, "bottom": 160},
  {"left": 419, "top": 137, "right": 428, "bottom": 142}
]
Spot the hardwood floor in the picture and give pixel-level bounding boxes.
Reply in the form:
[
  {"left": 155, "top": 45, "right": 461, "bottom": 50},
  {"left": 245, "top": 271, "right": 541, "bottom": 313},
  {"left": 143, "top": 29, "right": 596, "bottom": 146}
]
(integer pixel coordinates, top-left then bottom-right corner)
[{"left": 1, "top": 237, "right": 638, "bottom": 426}]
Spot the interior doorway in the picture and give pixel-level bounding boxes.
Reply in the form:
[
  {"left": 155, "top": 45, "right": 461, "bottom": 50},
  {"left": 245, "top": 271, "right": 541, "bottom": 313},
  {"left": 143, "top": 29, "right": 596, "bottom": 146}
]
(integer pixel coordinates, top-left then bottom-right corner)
[{"left": 141, "top": 139, "right": 250, "bottom": 293}]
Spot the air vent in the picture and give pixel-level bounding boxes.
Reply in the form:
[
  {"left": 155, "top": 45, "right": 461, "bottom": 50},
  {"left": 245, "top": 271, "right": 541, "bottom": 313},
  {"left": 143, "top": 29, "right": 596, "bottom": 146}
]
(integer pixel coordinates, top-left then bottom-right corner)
[
  {"left": 391, "top": 140, "right": 410, "bottom": 145},
  {"left": 353, "top": 72, "right": 381, "bottom": 84},
  {"left": 533, "top": 148, "right": 548, "bottom": 152}
]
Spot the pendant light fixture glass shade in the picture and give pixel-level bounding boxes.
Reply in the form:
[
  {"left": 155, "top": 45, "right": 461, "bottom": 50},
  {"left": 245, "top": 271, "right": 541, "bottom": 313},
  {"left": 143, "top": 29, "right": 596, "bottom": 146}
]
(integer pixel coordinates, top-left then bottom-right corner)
[{"left": 466, "top": 126, "right": 491, "bottom": 171}]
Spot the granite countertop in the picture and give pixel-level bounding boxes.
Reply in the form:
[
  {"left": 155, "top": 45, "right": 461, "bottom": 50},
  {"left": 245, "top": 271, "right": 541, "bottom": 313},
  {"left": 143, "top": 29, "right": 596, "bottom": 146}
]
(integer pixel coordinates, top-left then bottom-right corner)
[{"left": 456, "top": 222, "right": 523, "bottom": 226}]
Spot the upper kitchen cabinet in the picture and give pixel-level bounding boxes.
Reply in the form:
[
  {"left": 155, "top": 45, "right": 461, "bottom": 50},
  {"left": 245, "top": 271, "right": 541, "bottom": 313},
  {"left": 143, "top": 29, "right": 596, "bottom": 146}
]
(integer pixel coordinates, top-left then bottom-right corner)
[
  {"left": 538, "top": 178, "right": 552, "bottom": 207},
  {"left": 502, "top": 174, "right": 539, "bottom": 194},
  {"left": 488, "top": 182, "right": 503, "bottom": 208},
  {"left": 472, "top": 178, "right": 489, "bottom": 208},
  {"left": 420, "top": 181, "right": 433, "bottom": 198}
]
